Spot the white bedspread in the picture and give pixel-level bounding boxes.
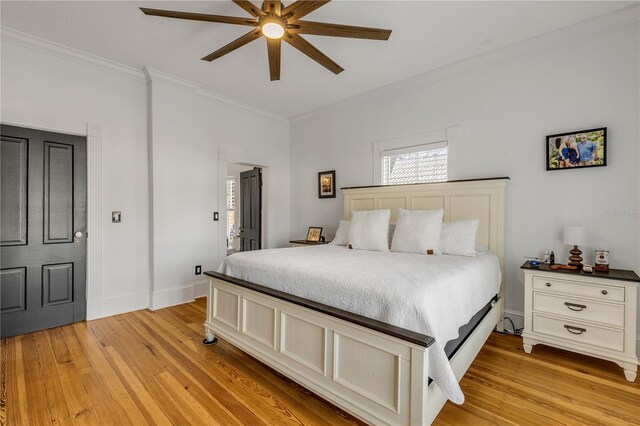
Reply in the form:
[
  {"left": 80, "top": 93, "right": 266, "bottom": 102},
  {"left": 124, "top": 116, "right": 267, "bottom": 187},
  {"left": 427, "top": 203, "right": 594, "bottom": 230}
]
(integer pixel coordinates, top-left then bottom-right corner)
[{"left": 217, "top": 245, "right": 501, "bottom": 404}]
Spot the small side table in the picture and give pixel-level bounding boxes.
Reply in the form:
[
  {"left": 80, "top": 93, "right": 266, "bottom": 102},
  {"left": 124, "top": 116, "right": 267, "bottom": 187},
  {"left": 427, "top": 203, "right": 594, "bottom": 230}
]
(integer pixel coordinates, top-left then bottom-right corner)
[
  {"left": 289, "top": 240, "right": 331, "bottom": 247},
  {"left": 521, "top": 261, "right": 639, "bottom": 382}
]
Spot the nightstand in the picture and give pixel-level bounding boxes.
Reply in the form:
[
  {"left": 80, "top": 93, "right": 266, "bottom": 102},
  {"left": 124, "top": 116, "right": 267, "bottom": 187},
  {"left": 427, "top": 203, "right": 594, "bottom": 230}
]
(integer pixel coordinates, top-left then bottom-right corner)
[
  {"left": 289, "top": 240, "right": 331, "bottom": 247},
  {"left": 521, "top": 262, "right": 639, "bottom": 382}
]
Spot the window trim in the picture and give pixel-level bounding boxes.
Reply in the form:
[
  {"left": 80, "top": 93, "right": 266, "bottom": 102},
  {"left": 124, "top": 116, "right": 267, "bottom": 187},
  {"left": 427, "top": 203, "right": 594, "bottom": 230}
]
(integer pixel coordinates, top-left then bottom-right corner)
[{"left": 373, "top": 127, "right": 460, "bottom": 185}]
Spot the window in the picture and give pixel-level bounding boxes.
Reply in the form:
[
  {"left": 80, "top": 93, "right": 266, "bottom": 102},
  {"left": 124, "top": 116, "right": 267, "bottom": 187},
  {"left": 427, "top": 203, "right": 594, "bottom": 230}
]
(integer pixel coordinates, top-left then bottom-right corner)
[
  {"left": 381, "top": 142, "right": 447, "bottom": 185},
  {"left": 226, "top": 176, "right": 237, "bottom": 250}
]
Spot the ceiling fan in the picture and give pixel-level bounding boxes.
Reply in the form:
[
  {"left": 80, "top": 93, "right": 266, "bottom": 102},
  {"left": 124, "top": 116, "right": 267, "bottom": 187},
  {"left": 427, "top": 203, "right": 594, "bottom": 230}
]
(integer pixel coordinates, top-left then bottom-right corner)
[{"left": 140, "top": 0, "right": 391, "bottom": 81}]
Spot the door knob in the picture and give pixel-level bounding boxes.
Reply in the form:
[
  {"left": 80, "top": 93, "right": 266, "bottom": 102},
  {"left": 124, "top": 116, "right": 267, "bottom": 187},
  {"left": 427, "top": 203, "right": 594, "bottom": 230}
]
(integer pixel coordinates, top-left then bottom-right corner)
[{"left": 74, "top": 231, "right": 84, "bottom": 244}]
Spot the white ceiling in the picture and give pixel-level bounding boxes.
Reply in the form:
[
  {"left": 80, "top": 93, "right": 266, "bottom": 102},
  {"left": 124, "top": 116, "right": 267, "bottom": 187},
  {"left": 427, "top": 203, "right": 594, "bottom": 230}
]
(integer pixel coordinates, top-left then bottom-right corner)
[{"left": 1, "top": 1, "right": 632, "bottom": 118}]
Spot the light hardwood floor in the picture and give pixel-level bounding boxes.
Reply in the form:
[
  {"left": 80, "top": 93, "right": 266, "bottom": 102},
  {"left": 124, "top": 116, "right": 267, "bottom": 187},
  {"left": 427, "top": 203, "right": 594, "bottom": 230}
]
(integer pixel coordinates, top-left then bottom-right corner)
[{"left": 1, "top": 298, "right": 638, "bottom": 425}]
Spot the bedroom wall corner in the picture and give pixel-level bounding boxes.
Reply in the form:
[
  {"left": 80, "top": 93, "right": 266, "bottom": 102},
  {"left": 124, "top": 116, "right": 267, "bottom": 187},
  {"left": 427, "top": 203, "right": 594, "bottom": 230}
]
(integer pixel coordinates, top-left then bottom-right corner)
[
  {"left": 289, "top": 20, "right": 640, "bottom": 353},
  {"left": 146, "top": 69, "right": 291, "bottom": 311},
  {"left": 0, "top": 36, "right": 152, "bottom": 319}
]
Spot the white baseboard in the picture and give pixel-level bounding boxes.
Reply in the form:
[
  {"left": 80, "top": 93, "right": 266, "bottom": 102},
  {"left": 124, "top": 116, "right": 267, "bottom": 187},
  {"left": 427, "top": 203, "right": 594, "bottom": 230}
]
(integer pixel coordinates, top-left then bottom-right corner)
[
  {"left": 194, "top": 280, "right": 208, "bottom": 298},
  {"left": 102, "top": 292, "right": 150, "bottom": 318},
  {"left": 503, "top": 308, "right": 640, "bottom": 359},
  {"left": 150, "top": 281, "right": 208, "bottom": 310}
]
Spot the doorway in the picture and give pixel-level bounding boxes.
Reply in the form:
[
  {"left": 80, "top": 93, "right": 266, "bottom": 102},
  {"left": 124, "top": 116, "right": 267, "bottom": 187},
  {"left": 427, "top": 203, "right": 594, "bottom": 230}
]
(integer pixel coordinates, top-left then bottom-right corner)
[
  {"left": 1, "top": 125, "right": 87, "bottom": 338},
  {"left": 225, "top": 163, "right": 262, "bottom": 255}
]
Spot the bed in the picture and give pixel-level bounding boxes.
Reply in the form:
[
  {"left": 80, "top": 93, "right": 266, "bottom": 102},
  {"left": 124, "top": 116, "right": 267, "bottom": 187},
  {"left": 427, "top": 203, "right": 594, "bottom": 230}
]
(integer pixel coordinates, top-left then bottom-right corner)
[{"left": 204, "top": 177, "right": 508, "bottom": 425}]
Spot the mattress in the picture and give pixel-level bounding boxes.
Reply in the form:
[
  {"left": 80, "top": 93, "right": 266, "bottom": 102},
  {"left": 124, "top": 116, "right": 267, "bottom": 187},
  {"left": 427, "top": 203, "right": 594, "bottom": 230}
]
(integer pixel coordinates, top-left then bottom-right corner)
[{"left": 218, "top": 245, "right": 501, "bottom": 404}]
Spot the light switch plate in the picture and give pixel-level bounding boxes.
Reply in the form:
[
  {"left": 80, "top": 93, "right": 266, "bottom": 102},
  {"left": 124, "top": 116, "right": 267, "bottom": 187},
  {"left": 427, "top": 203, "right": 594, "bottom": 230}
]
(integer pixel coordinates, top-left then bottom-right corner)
[
  {"left": 112, "top": 211, "right": 121, "bottom": 223},
  {"left": 213, "top": 212, "right": 219, "bottom": 221}
]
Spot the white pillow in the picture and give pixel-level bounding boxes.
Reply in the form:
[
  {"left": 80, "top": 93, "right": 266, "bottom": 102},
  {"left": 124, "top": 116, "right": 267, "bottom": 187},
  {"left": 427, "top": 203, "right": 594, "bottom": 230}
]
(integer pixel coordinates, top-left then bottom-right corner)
[
  {"left": 391, "top": 209, "right": 444, "bottom": 254},
  {"left": 348, "top": 210, "right": 391, "bottom": 252},
  {"left": 439, "top": 220, "right": 479, "bottom": 257},
  {"left": 331, "top": 220, "right": 350, "bottom": 246}
]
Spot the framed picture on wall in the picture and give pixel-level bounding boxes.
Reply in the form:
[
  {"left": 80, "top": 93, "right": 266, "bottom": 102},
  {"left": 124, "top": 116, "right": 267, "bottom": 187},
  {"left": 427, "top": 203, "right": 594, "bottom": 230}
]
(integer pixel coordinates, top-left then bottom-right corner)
[
  {"left": 546, "top": 127, "right": 607, "bottom": 171},
  {"left": 306, "top": 227, "right": 323, "bottom": 242},
  {"left": 318, "top": 170, "right": 336, "bottom": 198}
]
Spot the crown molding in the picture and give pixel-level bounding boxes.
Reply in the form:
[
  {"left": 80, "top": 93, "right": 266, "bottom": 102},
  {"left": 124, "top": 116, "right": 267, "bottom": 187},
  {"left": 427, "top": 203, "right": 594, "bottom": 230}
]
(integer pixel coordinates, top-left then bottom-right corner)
[
  {"left": 196, "top": 88, "right": 290, "bottom": 125},
  {"left": 291, "top": 3, "right": 640, "bottom": 125},
  {"left": 1, "top": 26, "right": 146, "bottom": 82},
  {"left": 1, "top": 26, "right": 288, "bottom": 123},
  {"left": 143, "top": 67, "right": 288, "bottom": 123},
  {"left": 143, "top": 66, "right": 201, "bottom": 90}
]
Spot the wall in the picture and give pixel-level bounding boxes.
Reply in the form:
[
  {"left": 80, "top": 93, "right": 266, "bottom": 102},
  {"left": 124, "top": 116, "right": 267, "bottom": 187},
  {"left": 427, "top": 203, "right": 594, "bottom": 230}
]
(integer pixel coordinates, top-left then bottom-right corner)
[
  {"left": 1, "top": 35, "right": 291, "bottom": 317},
  {"left": 147, "top": 72, "right": 291, "bottom": 309},
  {"left": 1, "top": 40, "right": 151, "bottom": 316},
  {"left": 290, "top": 23, "right": 640, "bottom": 347}
]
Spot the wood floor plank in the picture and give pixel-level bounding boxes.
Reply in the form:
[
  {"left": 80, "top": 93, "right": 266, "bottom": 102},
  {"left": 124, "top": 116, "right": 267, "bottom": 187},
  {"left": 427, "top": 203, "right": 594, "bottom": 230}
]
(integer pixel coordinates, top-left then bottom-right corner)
[
  {"left": 2, "top": 298, "right": 639, "bottom": 426},
  {"left": 154, "top": 305, "right": 355, "bottom": 426},
  {"left": 101, "top": 314, "right": 247, "bottom": 426}
]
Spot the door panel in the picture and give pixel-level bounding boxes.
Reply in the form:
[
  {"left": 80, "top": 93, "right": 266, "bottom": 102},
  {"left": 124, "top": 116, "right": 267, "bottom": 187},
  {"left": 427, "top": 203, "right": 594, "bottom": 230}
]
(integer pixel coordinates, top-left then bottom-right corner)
[
  {"left": 0, "top": 125, "right": 86, "bottom": 338},
  {"left": 0, "top": 136, "right": 28, "bottom": 246},
  {"left": 42, "top": 263, "right": 74, "bottom": 306},
  {"left": 44, "top": 142, "right": 74, "bottom": 244},
  {"left": 0, "top": 268, "right": 27, "bottom": 313},
  {"left": 239, "top": 168, "right": 262, "bottom": 251}
]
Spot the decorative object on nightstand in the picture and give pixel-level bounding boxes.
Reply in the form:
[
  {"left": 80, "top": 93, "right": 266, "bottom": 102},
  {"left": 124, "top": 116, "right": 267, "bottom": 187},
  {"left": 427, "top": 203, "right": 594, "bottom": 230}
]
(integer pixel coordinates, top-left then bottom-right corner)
[
  {"left": 595, "top": 249, "right": 610, "bottom": 272},
  {"left": 521, "top": 262, "right": 639, "bottom": 382},
  {"left": 306, "top": 226, "right": 323, "bottom": 242},
  {"left": 563, "top": 225, "right": 586, "bottom": 269}
]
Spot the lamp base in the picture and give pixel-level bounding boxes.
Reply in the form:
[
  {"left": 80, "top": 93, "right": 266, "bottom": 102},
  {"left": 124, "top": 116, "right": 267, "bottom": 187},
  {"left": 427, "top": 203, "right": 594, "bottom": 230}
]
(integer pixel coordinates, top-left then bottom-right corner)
[{"left": 568, "top": 245, "right": 583, "bottom": 269}]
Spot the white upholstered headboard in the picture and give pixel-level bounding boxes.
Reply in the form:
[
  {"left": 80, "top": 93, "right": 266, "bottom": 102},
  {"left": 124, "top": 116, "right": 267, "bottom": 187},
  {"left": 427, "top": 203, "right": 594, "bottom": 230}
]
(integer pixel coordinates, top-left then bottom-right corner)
[{"left": 342, "top": 177, "right": 509, "bottom": 302}]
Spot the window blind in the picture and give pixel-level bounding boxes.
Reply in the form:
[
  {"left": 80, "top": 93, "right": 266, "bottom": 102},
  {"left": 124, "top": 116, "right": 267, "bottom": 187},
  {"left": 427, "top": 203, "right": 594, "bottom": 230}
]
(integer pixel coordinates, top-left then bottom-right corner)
[{"left": 381, "top": 144, "right": 447, "bottom": 185}]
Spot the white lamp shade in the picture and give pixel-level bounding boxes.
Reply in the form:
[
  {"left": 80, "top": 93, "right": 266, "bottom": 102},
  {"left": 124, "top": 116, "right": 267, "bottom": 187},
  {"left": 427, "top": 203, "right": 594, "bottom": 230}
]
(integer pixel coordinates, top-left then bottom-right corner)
[{"left": 563, "top": 226, "right": 586, "bottom": 246}]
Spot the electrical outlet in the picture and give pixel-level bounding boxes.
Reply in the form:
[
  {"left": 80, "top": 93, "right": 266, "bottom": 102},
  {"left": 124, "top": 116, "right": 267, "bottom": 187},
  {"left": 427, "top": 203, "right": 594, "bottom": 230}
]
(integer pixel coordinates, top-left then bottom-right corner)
[{"left": 195, "top": 265, "right": 202, "bottom": 275}]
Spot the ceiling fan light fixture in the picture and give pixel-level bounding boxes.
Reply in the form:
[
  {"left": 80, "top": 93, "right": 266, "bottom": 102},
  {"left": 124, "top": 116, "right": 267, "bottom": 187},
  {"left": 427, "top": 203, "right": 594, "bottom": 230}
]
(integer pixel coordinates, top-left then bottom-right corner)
[{"left": 261, "top": 20, "right": 285, "bottom": 39}]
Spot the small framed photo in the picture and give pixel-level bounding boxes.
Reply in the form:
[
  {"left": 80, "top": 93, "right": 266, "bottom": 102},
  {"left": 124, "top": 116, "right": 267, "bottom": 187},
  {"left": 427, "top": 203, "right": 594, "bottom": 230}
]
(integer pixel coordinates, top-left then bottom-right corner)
[
  {"left": 306, "top": 227, "right": 323, "bottom": 242},
  {"left": 318, "top": 170, "right": 336, "bottom": 199},
  {"left": 546, "top": 127, "right": 606, "bottom": 171}
]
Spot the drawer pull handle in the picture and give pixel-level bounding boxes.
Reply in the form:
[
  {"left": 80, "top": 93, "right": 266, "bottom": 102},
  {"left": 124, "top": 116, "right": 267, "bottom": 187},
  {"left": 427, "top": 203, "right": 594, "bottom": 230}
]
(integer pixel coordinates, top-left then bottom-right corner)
[
  {"left": 545, "top": 282, "right": 551, "bottom": 287},
  {"left": 601, "top": 290, "right": 608, "bottom": 295},
  {"left": 564, "top": 302, "right": 587, "bottom": 311},
  {"left": 564, "top": 325, "right": 587, "bottom": 335}
]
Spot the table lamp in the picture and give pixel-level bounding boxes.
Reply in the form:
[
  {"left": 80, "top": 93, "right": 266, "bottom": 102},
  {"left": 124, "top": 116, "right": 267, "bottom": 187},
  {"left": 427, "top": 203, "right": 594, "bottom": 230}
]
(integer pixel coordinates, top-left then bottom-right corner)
[{"left": 563, "top": 226, "right": 586, "bottom": 269}]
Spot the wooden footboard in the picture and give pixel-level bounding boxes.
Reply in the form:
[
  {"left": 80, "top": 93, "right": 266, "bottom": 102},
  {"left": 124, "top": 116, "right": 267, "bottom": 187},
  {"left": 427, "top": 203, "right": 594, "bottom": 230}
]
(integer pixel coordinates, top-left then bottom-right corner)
[
  {"left": 204, "top": 273, "right": 435, "bottom": 425},
  {"left": 204, "top": 272, "right": 503, "bottom": 425}
]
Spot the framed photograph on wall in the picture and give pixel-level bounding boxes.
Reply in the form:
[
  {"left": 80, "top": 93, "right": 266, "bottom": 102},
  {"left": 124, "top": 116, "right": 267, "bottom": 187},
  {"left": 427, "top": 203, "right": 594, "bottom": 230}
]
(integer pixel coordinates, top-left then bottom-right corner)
[
  {"left": 546, "top": 127, "right": 606, "bottom": 171},
  {"left": 306, "top": 227, "right": 323, "bottom": 242},
  {"left": 318, "top": 170, "right": 336, "bottom": 198}
]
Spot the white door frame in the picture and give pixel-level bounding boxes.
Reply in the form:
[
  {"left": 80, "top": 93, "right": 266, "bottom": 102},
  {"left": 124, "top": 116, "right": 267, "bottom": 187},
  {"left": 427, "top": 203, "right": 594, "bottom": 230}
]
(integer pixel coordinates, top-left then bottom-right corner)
[
  {"left": 217, "top": 150, "right": 269, "bottom": 266},
  {"left": 1, "top": 108, "right": 104, "bottom": 320}
]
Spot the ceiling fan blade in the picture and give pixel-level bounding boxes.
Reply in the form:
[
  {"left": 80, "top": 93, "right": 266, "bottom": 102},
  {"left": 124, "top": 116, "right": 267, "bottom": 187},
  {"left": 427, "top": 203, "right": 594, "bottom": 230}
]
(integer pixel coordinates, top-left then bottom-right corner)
[
  {"left": 283, "top": 33, "right": 343, "bottom": 74},
  {"left": 281, "top": 0, "right": 330, "bottom": 22},
  {"left": 202, "top": 28, "right": 263, "bottom": 62},
  {"left": 290, "top": 21, "right": 391, "bottom": 40},
  {"left": 232, "top": 0, "right": 265, "bottom": 17},
  {"left": 262, "top": 1, "right": 281, "bottom": 16},
  {"left": 266, "top": 38, "right": 281, "bottom": 81},
  {"left": 140, "top": 8, "right": 258, "bottom": 27}
]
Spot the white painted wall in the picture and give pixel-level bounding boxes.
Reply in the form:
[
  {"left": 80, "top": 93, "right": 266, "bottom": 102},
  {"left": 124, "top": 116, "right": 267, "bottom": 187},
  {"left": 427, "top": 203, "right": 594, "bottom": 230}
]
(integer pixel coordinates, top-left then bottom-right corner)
[
  {"left": 1, "top": 38, "right": 291, "bottom": 317},
  {"left": 290, "top": 23, "right": 640, "bottom": 347},
  {"left": 1, "top": 41, "right": 152, "bottom": 317},
  {"left": 147, "top": 73, "right": 291, "bottom": 308}
]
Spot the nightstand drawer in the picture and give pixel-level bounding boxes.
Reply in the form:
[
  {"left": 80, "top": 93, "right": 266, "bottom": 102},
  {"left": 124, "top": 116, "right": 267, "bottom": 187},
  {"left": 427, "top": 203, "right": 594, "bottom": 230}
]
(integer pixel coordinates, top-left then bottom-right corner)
[
  {"left": 533, "top": 276, "right": 624, "bottom": 302},
  {"left": 532, "top": 313, "right": 624, "bottom": 352},
  {"left": 533, "top": 292, "right": 624, "bottom": 328}
]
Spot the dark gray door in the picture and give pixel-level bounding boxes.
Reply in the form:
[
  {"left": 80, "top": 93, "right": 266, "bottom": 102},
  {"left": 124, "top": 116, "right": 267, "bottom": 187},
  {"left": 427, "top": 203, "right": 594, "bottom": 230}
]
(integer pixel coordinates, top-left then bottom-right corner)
[
  {"left": 239, "top": 168, "right": 262, "bottom": 251},
  {"left": 1, "top": 125, "right": 87, "bottom": 338}
]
